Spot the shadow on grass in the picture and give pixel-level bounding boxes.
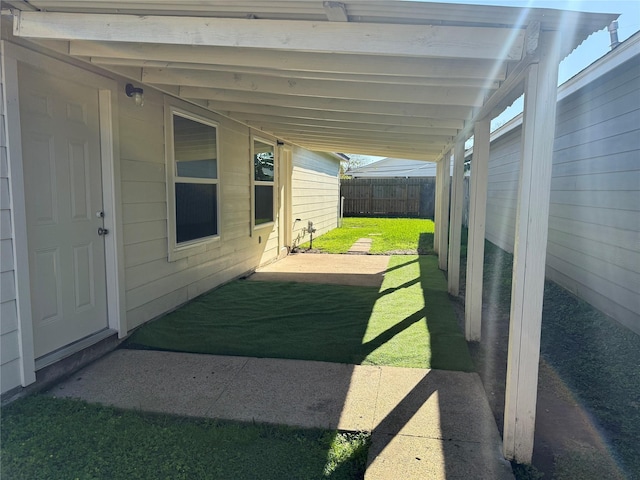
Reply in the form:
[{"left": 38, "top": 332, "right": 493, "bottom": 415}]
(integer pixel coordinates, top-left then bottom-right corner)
[
  {"left": 418, "top": 232, "right": 434, "bottom": 255},
  {"left": 1, "top": 395, "right": 370, "bottom": 480},
  {"left": 117, "top": 254, "right": 476, "bottom": 478},
  {"left": 124, "top": 255, "right": 472, "bottom": 371},
  {"left": 122, "top": 255, "right": 474, "bottom": 477}
]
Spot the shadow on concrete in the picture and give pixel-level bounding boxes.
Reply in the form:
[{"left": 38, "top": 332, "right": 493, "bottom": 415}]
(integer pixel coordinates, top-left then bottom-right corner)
[{"left": 58, "top": 252, "right": 509, "bottom": 478}]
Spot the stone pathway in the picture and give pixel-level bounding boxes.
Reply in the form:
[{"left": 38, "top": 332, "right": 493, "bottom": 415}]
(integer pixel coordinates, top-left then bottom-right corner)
[{"left": 348, "top": 237, "right": 373, "bottom": 254}]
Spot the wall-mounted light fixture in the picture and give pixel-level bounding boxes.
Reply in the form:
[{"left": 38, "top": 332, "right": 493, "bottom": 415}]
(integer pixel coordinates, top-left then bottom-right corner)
[{"left": 125, "top": 83, "right": 144, "bottom": 107}]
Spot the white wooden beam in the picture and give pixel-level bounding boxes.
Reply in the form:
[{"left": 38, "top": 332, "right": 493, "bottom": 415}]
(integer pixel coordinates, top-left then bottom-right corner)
[
  {"left": 70, "top": 41, "right": 508, "bottom": 80},
  {"left": 184, "top": 86, "right": 474, "bottom": 119},
  {"left": 503, "top": 32, "right": 561, "bottom": 464},
  {"left": 243, "top": 124, "right": 452, "bottom": 144},
  {"left": 91, "top": 57, "right": 499, "bottom": 88},
  {"left": 438, "top": 153, "right": 451, "bottom": 271},
  {"left": 291, "top": 142, "right": 440, "bottom": 160},
  {"left": 238, "top": 115, "right": 458, "bottom": 137},
  {"left": 323, "top": 2, "right": 349, "bottom": 22},
  {"left": 448, "top": 139, "right": 466, "bottom": 295},
  {"left": 207, "top": 101, "right": 465, "bottom": 130},
  {"left": 273, "top": 134, "right": 445, "bottom": 152},
  {"left": 464, "top": 118, "right": 490, "bottom": 341},
  {"left": 282, "top": 139, "right": 437, "bottom": 156},
  {"left": 144, "top": 68, "right": 488, "bottom": 106},
  {"left": 16, "top": 12, "right": 525, "bottom": 60}
]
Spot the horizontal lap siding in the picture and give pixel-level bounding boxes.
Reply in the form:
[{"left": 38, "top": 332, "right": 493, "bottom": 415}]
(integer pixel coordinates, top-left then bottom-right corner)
[
  {"left": 484, "top": 59, "right": 640, "bottom": 333},
  {"left": 120, "top": 85, "right": 278, "bottom": 330},
  {"left": 291, "top": 147, "right": 340, "bottom": 248},
  {"left": 0, "top": 53, "right": 21, "bottom": 393},
  {"left": 485, "top": 128, "right": 521, "bottom": 252}
]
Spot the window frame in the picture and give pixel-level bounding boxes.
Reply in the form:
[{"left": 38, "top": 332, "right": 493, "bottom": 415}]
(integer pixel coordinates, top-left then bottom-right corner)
[
  {"left": 251, "top": 135, "right": 277, "bottom": 231},
  {"left": 165, "top": 101, "right": 221, "bottom": 262}
]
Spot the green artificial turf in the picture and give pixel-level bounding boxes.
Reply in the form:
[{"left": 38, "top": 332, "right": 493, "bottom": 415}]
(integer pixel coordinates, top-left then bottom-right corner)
[
  {"left": 540, "top": 280, "right": 640, "bottom": 478},
  {"left": 464, "top": 236, "right": 640, "bottom": 478},
  {"left": 301, "top": 217, "right": 435, "bottom": 254},
  {"left": 1, "top": 395, "right": 370, "bottom": 480},
  {"left": 125, "top": 255, "right": 473, "bottom": 372}
]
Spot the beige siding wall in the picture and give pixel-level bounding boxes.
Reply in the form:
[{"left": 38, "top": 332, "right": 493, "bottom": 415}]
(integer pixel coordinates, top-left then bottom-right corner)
[
  {"left": 0, "top": 50, "right": 22, "bottom": 393},
  {"left": 290, "top": 146, "right": 340, "bottom": 248},
  {"left": 120, "top": 84, "right": 288, "bottom": 330},
  {"left": 0, "top": 42, "right": 344, "bottom": 392},
  {"left": 484, "top": 60, "right": 640, "bottom": 333}
]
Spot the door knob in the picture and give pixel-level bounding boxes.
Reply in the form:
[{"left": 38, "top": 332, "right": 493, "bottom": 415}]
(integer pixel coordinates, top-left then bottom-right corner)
[{"left": 98, "top": 227, "right": 109, "bottom": 236}]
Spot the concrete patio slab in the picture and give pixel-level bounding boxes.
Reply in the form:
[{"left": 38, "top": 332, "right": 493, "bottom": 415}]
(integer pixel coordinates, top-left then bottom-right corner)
[
  {"left": 372, "top": 366, "right": 503, "bottom": 444},
  {"left": 366, "top": 434, "right": 514, "bottom": 480},
  {"left": 209, "top": 357, "right": 380, "bottom": 431},
  {"left": 248, "top": 253, "right": 389, "bottom": 287},
  {"left": 48, "top": 349, "right": 513, "bottom": 480},
  {"left": 50, "top": 350, "right": 248, "bottom": 418}
]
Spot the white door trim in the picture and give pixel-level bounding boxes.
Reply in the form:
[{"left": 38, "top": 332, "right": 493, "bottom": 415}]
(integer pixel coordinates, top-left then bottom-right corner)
[
  {"left": 3, "top": 43, "right": 36, "bottom": 386},
  {"left": 3, "top": 41, "right": 125, "bottom": 385}
]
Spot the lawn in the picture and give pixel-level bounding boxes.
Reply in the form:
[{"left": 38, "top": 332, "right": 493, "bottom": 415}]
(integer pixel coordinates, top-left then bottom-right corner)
[
  {"left": 125, "top": 255, "right": 474, "bottom": 372},
  {"left": 300, "top": 217, "right": 435, "bottom": 254},
  {"left": 1, "top": 395, "right": 370, "bottom": 480}
]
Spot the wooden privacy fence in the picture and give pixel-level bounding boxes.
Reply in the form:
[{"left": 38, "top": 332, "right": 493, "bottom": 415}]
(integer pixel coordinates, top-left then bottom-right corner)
[{"left": 341, "top": 178, "right": 436, "bottom": 218}]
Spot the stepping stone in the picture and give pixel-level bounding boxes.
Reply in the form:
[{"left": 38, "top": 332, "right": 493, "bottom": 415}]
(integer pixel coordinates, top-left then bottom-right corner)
[{"left": 348, "top": 237, "right": 372, "bottom": 254}]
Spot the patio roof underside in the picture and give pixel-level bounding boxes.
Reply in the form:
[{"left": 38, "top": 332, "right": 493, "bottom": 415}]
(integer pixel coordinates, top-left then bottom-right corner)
[{"left": 5, "top": 0, "right": 616, "bottom": 161}]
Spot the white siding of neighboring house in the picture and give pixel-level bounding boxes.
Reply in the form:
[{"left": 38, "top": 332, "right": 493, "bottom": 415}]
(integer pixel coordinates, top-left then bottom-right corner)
[
  {"left": 291, "top": 146, "right": 340, "bottom": 248},
  {"left": 0, "top": 50, "right": 22, "bottom": 393},
  {"left": 484, "top": 128, "right": 521, "bottom": 252},
  {"left": 483, "top": 57, "right": 640, "bottom": 334}
]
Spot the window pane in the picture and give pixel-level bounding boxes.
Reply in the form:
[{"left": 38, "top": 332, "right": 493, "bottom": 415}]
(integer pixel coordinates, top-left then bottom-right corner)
[
  {"left": 254, "top": 140, "right": 274, "bottom": 182},
  {"left": 255, "top": 185, "right": 274, "bottom": 225},
  {"left": 175, "top": 183, "right": 217, "bottom": 243},
  {"left": 174, "top": 115, "right": 217, "bottom": 179}
]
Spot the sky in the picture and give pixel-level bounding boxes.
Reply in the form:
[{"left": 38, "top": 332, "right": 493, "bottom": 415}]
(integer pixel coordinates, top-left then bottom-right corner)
[
  {"left": 355, "top": 0, "right": 640, "bottom": 162},
  {"left": 474, "top": 0, "right": 640, "bottom": 129}
]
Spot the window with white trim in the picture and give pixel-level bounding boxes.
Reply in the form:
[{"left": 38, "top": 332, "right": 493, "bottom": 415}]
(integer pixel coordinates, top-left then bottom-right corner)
[
  {"left": 166, "top": 106, "right": 219, "bottom": 256},
  {"left": 253, "top": 138, "right": 275, "bottom": 227}
]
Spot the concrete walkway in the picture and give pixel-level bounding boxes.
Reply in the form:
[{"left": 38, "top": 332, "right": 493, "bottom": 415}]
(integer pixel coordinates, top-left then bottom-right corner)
[
  {"left": 50, "top": 350, "right": 513, "bottom": 479},
  {"left": 249, "top": 253, "right": 389, "bottom": 287}
]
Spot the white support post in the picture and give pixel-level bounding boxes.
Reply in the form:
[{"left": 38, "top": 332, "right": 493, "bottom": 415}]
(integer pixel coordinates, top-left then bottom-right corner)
[
  {"left": 434, "top": 160, "right": 442, "bottom": 254},
  {"left": 464, "top": 119, "right": 490, "bottom": 341},
  {"left": 503, "top": 33, "right": 561, "bottom": 463},
  {"left": 447, "top": 140, "right": 465, "bottom": 295},
  {"left": 438, "top": 151, "right": 451, "bottom": 271}
]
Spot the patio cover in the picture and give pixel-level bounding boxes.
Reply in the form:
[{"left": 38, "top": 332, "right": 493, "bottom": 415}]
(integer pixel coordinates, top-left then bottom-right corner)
[
  {"left": 3, "top": 0, "right": 615, "bottom": 161},
  {"left": 2, "top": 0, "right": 617, "bottom": 466}
]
